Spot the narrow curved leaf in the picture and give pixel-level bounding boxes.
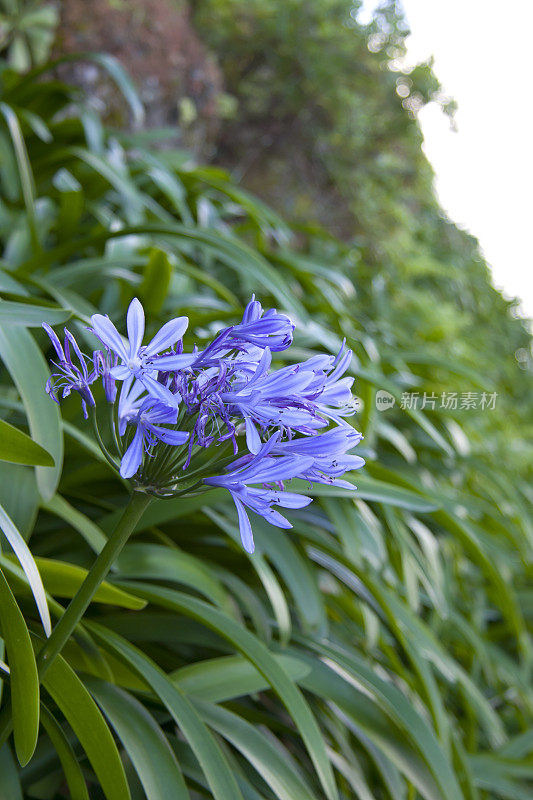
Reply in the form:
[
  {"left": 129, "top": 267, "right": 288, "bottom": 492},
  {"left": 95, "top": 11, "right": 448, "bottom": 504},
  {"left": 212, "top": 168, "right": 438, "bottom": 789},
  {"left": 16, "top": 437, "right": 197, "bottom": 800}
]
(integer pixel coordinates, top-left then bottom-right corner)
[
  {"left": 0, "top": 567, "right": 39, "bottom": 766},
  {"left": 0, "top": 301, "right": 69, "bottom": 327},
  {"left": 172, "top": 653, "right": 310, "bottom": 703},
  {"left": 39, "top": 704, "right": 90, "bottom": 800},
  {"left": 0, "top": 744, "right": 23, "bottom": 800},
  {"left": 30, "top": 557, "right": 147, "bottom": 610},
  {"left": 115, "top": 583, "right": 339, "bottom": 800},
  {"left": 40, "top": 648, "right": 131, "bottom": 800},
  {"left": 0, "top": 325, "right": 63, "bottom": 499},
  {"left": 85, "top": 676, "right": 190, "bottom": 800},
  {"left": 88, "top": 622, "right": 245, "bottom": 800},
  {"left": 195, "top": 699, "right": 319, "bottom": 800},
  {"left": 0, "top": 503, "right": 51, "bottom": 636},
  {"left": 0, "top": 419, "right": 54, "bottom": 467},
  {"left": 41, "top": 494, "right": 108, "bottom": 554}
]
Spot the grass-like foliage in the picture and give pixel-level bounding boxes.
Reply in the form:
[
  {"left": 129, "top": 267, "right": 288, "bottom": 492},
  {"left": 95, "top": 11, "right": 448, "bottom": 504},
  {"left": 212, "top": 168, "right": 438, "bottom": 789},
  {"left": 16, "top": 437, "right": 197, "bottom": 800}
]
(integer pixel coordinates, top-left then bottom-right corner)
[{"left": 0, "top": 42, "right": 531, "bottom": 800}]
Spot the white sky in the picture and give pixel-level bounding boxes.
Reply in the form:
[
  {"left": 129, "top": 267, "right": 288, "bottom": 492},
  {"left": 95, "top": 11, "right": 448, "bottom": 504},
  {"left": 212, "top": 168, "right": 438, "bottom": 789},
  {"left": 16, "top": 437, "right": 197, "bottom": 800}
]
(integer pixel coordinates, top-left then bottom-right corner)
[{"left": 360, "top": 0, "right": 533, "bottom": 320}]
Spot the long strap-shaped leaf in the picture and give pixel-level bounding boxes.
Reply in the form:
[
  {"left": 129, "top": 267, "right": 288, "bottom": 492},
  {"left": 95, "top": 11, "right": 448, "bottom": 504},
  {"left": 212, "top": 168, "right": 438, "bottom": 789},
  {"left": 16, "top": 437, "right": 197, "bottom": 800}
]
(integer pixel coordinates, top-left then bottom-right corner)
[
  {"left": 296, "top": 636, "right": 462, "bottom": 800},
  {"left": 0, "top": 420, "right": 55, "bottom": 467},
  {"left": 0, "top": 743, "right": 23, "bottom": 800},
  {"left": 39, "top": 704, "right": 90, "bottom": 800},
  {"left": 299, "top": 654, "right": 449, "bottom": 800},
  {"left": 18, "top": 224, "right": 307, "bottom": 318},
  {"left": 0, "top": 504, "right": 51, "bottom": 637},
  {"left": 0, "top": 567, "right": 39, "bottom": 766},
  {"left": 85, "top": 676, "right": 190, "bottom": 800},
  {"left": 0, "top": 325, "right": 63, "bottom": 500},
  {"left": 88, "top": 622, "right": 244, "bottom": 800},
  {"left": 193, "top": 698, "right": 319, "bottom": 800},
  {"left": 112, "top": 582, "right": 339, "bottom": 800},
  {"left": 0, "top": 102, "right": 39, "bottom": 252},
  {"left": 38, "top": 648, "right": 131, "bottom": 800}
]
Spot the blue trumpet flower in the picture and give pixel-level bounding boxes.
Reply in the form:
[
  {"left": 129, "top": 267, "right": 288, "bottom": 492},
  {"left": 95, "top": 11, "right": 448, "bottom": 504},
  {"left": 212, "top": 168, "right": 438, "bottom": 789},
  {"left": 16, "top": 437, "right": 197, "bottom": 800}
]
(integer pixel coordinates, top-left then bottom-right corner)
[
  {"left": 205, "top": 436, "right": 315, "bottom": 553},
  {"left": 272, "top": 425, "right": 365, "bottom": 488},
  {"left": 42, "top": 323, "right": 96, "bottom": 418},
  {"left": 90, "top": 298, "right": 193, "bottom": 406},
  {"left": 120, "top": 398, "right": 189, "bottom": 479}
]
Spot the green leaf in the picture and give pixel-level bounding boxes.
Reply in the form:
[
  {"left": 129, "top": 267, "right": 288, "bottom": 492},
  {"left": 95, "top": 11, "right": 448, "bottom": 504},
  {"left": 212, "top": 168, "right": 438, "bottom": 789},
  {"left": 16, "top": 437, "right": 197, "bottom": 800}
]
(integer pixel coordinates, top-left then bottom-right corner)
[
  {"left": 79, "top": 53, "right": 145, "bottom": 126},
  {"left": 292, "top": 474, "right": 440, "bottom": 513},
  {"left": 0, "top": 744, "right": 23, "bottom": 800},
  {"left": 85, "top": 677, "right": 190, "bottom": 800},
  {"left": 39, "top": 704, "right": 90, "bottom": 800},
  {"left": 116, "top": 543, "right": 230, "bottom": 611},
  {"left": 298, "top": 637, "right": 462, "bottom": 800},
  {"left": 88, "top": 623, "right": 245, "bottom": 800},
  {"left": 139, "top": 248, "right": 173, "bottom": 313},
  {"left": 203, "top": 508, "right": 292, "bottom": 644},
  {"left": 29, "top": 557, "right": 147, "bottom": 610},
  {"left": 39, "top": 648, "right": 131, "bottom": 800},
  {"left": 0, "top": 325, "right": 63, "bottom": 499},
  {"left": 0, "top": 300, "right": 70, "bottom": 327},
  {"left": 172, "top": 653, "right": 311, "bottom": 703},
  {"left": 117, "top": 583, "right": 339, "bottom": 800},
  {"left": 0, "top": 567, "right": 39, "bottom": 766},
  {"left": 41, "top": 494, "right": 108, "bottom": 554},
  {"left": 0, "top": 419, "right": 54, "bottom": 467},
  {"left": 0, "top": 503, "right": 51, "bottom": 637},
  {"left": 299, "top": 654, "right": 452, "bottom": 800},
  {"left": 0, "top": 268, "right": 29, "bottom": 295},
  {"left": 195, "top": 699, "right": 319, "bottom": 800},
  {"left": 22, "top": 224, "right": 308, "bottom": 317},
  {"left": 0, "top": 102, "right": 39, "bottom": 251}
]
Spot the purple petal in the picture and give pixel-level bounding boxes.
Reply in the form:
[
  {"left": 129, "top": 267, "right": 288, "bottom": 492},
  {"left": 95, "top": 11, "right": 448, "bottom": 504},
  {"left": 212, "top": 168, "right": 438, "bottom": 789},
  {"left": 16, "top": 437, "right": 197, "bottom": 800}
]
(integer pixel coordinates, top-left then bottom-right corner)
[
  {"left": 141, "top": 375, "right": 180, "bottom": 407},
  {"left": 269, "top": 490, "right": 313, "bottom": 509},
  {"left": 329, "top": 347, "right": 352, "bottom": 381},
  {"left": 63, "top": 328, "right": 85, "bottom": 368},
  {"left": 127, "top": 298, "right": 145, "bottom": 358},
  {"left": 120, "top": 427, "right": 145, "bottom": 479},
  {"left": 151, "top": 353, "right": 197, "bottom": 371},
  {"left": 42, "top": 323, "right": 65, "bottom": 361},
  {"left": 233, "top": 495, "right": 255, "bottom": 553},
  {"left": 245, "top": 417, "right": 261, "bottom": 454},
  {"left": 240, "top": 455, "right": 315, "bottom": 485},
  {"left": 330, "top": 479, "right": 357, "bottom": 489},
  {"left": 144, "top": 317, "right": 189, "bottom": 357},
  {"left": 90, "top": 314, "right": 128, "bottom": 361},
  {"left": 118, "top": 376, "right": 145, "bottom": 424},
  {"left": 263, "top": 508, "right": 292, "bottom": 529},
  {"left": 110, "top": 365, "right": 132, "bottom": 380},
  {"left": 242, "top": 294, "right": 260, "bottom": 323},
  {"left": 149, "top": 425, "right": 189, "bottom": 445}
]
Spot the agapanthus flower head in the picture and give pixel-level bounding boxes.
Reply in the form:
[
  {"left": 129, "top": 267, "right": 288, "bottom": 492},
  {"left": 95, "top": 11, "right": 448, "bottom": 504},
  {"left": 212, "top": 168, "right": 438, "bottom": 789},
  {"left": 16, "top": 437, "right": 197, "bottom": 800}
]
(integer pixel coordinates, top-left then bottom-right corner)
[{"left": 42, "top": 295, "right": 364, "bottom": 552}]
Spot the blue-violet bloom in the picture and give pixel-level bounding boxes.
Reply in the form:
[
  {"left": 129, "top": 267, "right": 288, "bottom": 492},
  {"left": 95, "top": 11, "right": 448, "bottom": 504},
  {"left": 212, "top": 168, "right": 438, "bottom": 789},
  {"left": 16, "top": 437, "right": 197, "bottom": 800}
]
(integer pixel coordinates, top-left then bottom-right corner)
[
  {"left": 90, "top": 298, "right": 193, "bottom": 405},
  {"left": 43, "top": 295, "right": 364, "bottom": 552},
  {"left": 42, "top": 323, "right": 96, "bottom": 418},
  {"left": 120, "top": 398, "right": 189, "bottom": 479}
]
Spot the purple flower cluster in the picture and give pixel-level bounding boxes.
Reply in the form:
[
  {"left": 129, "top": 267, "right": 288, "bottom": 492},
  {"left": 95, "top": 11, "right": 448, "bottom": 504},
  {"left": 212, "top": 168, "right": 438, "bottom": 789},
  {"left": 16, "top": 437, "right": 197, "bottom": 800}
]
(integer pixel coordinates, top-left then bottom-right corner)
[{"left": 43, "top": 295, "right": 364, "bottom": 552}]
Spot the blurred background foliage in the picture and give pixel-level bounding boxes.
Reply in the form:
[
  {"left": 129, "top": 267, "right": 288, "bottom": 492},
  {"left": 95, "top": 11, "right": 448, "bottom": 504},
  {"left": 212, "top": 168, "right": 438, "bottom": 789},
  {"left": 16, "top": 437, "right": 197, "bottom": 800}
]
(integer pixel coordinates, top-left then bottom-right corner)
[{"left": 0, "top": 1, "right": 531, "bottom": 799}]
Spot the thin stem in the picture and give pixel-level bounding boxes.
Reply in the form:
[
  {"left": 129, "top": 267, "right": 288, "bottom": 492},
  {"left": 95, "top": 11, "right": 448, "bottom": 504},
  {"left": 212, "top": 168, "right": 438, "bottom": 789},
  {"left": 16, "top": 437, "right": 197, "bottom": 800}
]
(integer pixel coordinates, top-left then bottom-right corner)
[
  {"left": 37, "top": 491, "right": 151, "bottom": 675},
  {"left": 90, "top": 409, "right": 120, "bottom": 471},
  {"left": 0, "top": 491, "right": 152, "bottom": 748},
  {"left": 110, "top": 402, "right": 123, "bottom": 457}
]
